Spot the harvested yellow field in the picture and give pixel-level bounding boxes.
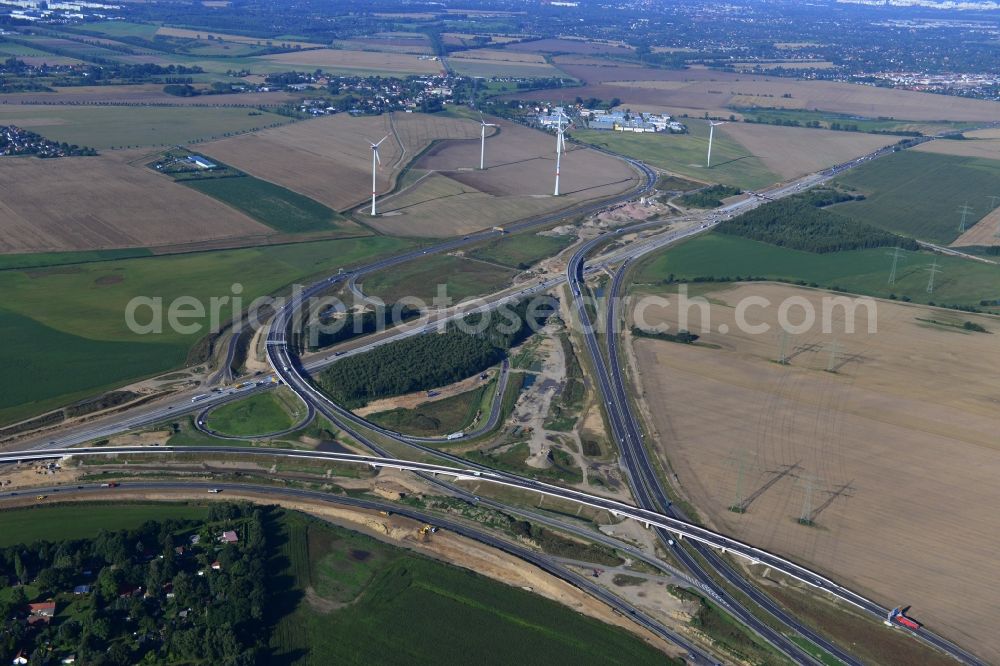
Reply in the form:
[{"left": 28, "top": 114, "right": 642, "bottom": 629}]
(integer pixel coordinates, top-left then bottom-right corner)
[
  {"left": 914, "top": 131, "right": 1000, "bottom": 160},
  {"left": 200, "top": 113, "right": 481, "bottom": 212},
  {"left": 0, "top": 151, "right": 270, "bottom": 254},
  {"left": 451, "top": 48, "right": 547, "bottom": 63},
  {"left": 366, "top": 118, "right": 639, "bottom": 236},
  {"left": 711, "top": 78, "right": 1000, "bottom": 121},
  {"left": 155, "top": 26, "right": 323, "bottom": 48},
  {"left": 531, "top": 64, "right": 1000, "bottom": 122},
  {"left": 951, "top": 207, "right": 1000, "bottom": 247},
  {"left": 260, "top": 49, "right": 444, "bottom": 75},
  {"left": 719, "top": 123, "right": 897, "bottom": 179},
  {"left": 631, "top": 283, "right": 1000, "bottom": 662},
  {"left": 442, "top": 33, "right": 527, "bottom": 45}
]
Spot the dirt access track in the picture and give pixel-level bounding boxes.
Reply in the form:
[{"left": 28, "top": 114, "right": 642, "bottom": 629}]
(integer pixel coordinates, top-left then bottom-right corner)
[{"left": 630, "top": 282, "right": 1000, "bottom": 662}]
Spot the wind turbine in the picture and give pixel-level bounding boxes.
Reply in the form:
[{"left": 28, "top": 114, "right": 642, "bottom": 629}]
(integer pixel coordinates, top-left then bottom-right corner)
[
  {"left": 369, "top": 135, "right": 388, "bottom": 216},
  {"left": 479, "top": 113, "right": 496, "bottom": 170},
  {"left": 553, "top": 109, "right": 568, "bottom": 196},
  {"left": 706, "top": 120, "right": 726, "bottom": 168}
]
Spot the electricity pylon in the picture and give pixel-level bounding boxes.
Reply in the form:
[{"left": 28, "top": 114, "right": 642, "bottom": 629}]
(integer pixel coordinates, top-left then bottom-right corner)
[
  {"left": 926, "top": 259, "right": 942, "bottom": 294},
  {"left": 957, "top": 202, "right": 974, "bottom": 232},
  {"left": 886, "top": 246, "right": 904, "bottom": 285}
]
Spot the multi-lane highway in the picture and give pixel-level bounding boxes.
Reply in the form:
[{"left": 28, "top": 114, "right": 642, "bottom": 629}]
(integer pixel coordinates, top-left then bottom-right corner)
[{"left": 4, "top": 128, "right": 984, "bottom": 665}]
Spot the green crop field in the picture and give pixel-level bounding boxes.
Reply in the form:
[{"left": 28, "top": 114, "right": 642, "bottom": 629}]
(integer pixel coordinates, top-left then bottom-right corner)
[
  {"left": 269, "top": 510, "right": 667, "bottom": 665},
  {"left": 367, "top": 383, "right": 490, "bottom": 436},
  {"left": 361, "top": 254, "right": 517, "bottom": 304},
  {"left": 63, "top": 21, "right": 161, "bottom": 38},
  {"left": 0, "top": 248, "right": 155, "bottom": 272},
  {"left": 0, "top": 105, "right": 292, "bottom": 150},
  {"left": 635, "top": 233, "right": 1000, "bottom": 309},
  {"left": 0, "top": 236, "right": 414, "bottom": 425},
  {"left": 732, "top": 108, "right": 968, "bottom": 135},
  {"left": 0, "top": 503, "right": 208, "bottom": 547},
  {"left": 183, "top": 176, "right": 348, "bottom": 234},
  {"left": 572, "top": 120, "right": 779, "bottom": 190},
  {"left": 205, "top": 388, "right": 305, "bottom": 436},
  {"left": 833, "top": 151, "right": 1000, "bottom": 244},
  {"left": 470, "top": 232, "right": 575, "bottom": 268}
]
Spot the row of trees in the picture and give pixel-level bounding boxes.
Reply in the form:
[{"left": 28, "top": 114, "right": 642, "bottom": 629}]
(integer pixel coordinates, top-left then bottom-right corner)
[
  {"left": 318, "top": 298, "right": 556, "bottom": 407},
  {"left": 716, "top": 189, "right": 918, "bottom": 254}
]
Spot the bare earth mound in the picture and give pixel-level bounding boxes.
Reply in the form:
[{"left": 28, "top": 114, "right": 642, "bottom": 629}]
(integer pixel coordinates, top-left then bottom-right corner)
[
  {"left": 0, "top": 151, "right": 271, "bottom": 254},
  {"left": 367, "top": 119, "right": 639, "bottom": 236},
  {"left": 719, "top": 123, "right": 898, "bottom": 180},
  {"left": 200, "top": 113, "right": 482, "bottom": 212},
  {"left": 631, "top": 283, "right": 1000, "bottom": 662}
]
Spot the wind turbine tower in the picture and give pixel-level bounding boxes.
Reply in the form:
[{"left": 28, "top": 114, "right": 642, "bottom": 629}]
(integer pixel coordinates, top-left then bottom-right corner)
[
  {"left": 553, "top": 109, "right": 568, "bottom": 196},
  {"left": 369, "top": 135, "right": 388, "bottom": 216},
  {"left": 707, "top": 120, "right": 726, "bottom": 168},
  {"left": 479, "top": 114, "right": 496, "bottom": 170}
]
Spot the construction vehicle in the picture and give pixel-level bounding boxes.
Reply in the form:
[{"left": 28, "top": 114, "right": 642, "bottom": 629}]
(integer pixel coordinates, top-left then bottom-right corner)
[
  {"left": 887, "top": 607, "right": 921, "bottom": 630},
  {"left": 492, "top": 226, "right": 506, "bottom": 234},
  {"left": 418, "top": 524, "right": 437, "bottom": 541},
  {"left": 35, "top": 495, "right": 47, "bottom": 501}
]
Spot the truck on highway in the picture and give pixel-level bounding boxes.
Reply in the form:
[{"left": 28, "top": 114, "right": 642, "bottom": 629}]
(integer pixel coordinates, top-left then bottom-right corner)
[
  {"left": 191, "top": 394, "right": 210, "bottom": 403},
  {"left": 446, "top": 432, "right": 463, "bottom": 441},
  {"left": 887, "top": 607, "right": 921, "bottom": 630},
  {"left": 99, "top": 482, "right": 119, "bottom": 488}
]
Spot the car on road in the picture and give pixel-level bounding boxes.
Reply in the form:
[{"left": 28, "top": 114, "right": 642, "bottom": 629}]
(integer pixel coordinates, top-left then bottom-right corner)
[{"left": 207, "top": 488, "right": 223, "bottom": 494}]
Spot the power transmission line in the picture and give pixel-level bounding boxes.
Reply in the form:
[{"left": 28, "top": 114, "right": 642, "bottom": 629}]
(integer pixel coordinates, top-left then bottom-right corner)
[
  {"left": 777, "top": 330, "right": 790, "bottom": 365},
  {"left": 797, "top": 474, "right": 819, "bottom": 526},
  {"left": 957, "top": 202, "right": 974, "bottom": 232},
  {"left": 728, "top": 449, "right": 754, "bottom": 514},
  {"left": 886, "top": 246, "right": 904, "bottom": 285},
  {"left": 826, "top": 339, "right": 840, "bottom": 373},
  {"left": 926, "top": 259, "right": 942, "bottom": 294}
]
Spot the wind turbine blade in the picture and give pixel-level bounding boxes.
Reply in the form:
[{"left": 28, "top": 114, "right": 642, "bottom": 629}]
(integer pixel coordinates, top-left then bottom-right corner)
[
  {"left": 374, "top": 149, "right": 381, "bottom": 166},
  {"left": 374, "top": 135, "right": 389, "bottom": 147}
]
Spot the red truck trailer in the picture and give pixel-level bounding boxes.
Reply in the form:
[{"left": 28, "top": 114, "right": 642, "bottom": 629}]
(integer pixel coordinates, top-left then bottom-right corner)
[{"left": 888, "top": 607, "right": 921, "bottom": 630}]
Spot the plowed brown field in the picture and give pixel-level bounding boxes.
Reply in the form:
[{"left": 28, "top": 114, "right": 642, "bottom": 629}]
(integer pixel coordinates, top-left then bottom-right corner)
[
  {"left": 631, "top": 283, "right": 1000, "bottom": 662},
  {"left": 0, "top": 151, "right": 270, "bottom": 254}
]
